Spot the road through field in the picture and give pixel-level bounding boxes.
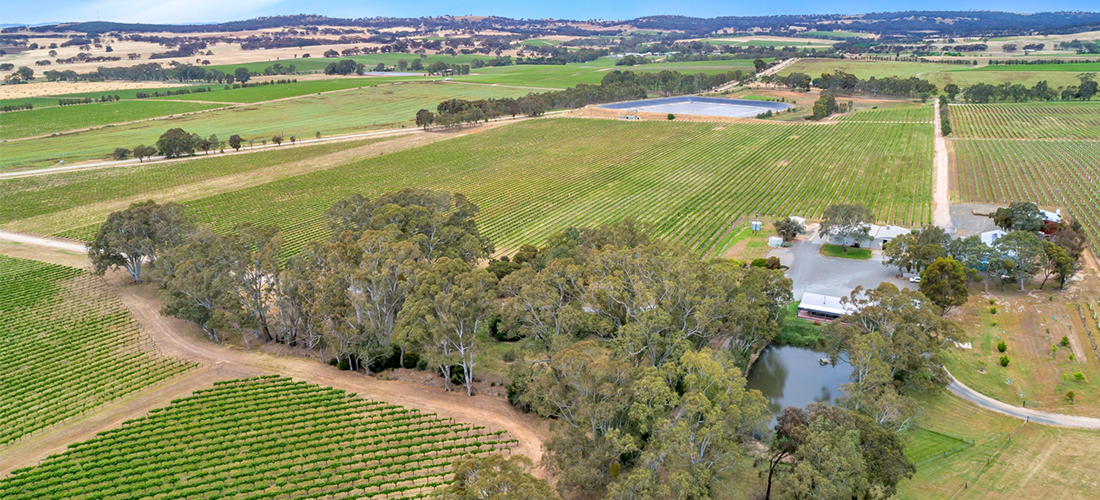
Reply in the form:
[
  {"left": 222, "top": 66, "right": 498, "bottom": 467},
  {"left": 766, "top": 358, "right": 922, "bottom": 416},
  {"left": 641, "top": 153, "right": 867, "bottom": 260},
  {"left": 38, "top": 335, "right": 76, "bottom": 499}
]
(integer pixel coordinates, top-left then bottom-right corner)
[{"left": 932, "top": 99, "right": 952, "bottom": 232}]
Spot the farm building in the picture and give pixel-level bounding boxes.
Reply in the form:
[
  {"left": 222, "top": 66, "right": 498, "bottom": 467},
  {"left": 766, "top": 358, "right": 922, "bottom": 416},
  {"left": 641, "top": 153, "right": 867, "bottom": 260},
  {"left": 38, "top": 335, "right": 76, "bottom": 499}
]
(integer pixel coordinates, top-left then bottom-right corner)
[
  {"left": 797, "top": 292, "right": 855, "bottom": 321},
  {"left": 1040, "top": 208, "right": 1062, "bottom": 224},
  {"left": 981, "top": 229, "right": 1008, "bottom": 246},
  {"left": 826, "top": 224, "right": 912, "bottom": 250}
]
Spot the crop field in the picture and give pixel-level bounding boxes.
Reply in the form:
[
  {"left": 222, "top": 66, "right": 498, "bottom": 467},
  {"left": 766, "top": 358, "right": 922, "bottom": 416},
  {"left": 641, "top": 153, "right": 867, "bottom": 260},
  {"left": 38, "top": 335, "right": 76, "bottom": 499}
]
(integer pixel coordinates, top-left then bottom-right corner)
[
  {"left": 0, "top": 86, "right": 196, "bottom": 109},
  {"left": 0, "top": 100, "right": 225, "bottom": 140},
  {"left": 0, "top": 256, "right": 196, "bottom": 445},
  {"left": 451, "top": 57, "right": 764, "bottom": 88},
  {"left": 0, "top": 375, "right": 516, "bottom": 500},
  {"left": 1, "top": 82, "right": 532, "bottom": 171},
  {"left": 837, "top": 105, "right": 934, "bottom": 123},
  {"left": 950, "top": 103, "right": 1100, "bottom": 256},
  {"left": 949, "top": 102, "right": 1100, "bottom": 140},
  {"left": 970, "top": 61, "right": 1100, "bottom": 73},
  {"left": 202, "top": 53, "right": 486, "bottom": 75},
  {"left": 155, "top": 77, "right": 433, "bottom": 104},
  {"left": 775, "top": 59, "right": 1088, "bottom": 89},
  {"left": 777, "top": 60, "right": 966, "bottom": 80},
  {"left": 18, "top": 117, "right": 931, "bottom": 257}
]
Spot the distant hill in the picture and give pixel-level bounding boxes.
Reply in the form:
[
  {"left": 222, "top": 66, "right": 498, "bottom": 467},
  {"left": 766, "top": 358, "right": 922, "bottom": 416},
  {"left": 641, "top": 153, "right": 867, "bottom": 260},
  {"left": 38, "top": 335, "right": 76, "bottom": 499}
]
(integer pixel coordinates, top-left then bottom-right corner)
[{"left": 6, "top": 11, "right": 1100, "bottom": 38}]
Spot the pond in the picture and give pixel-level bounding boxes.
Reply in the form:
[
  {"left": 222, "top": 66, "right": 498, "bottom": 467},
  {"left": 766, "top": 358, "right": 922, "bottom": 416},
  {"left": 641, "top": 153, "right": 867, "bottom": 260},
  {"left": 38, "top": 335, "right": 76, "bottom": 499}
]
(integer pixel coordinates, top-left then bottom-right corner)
[{"left": 746, "top": 345, "right": 852, "bottom": 422}]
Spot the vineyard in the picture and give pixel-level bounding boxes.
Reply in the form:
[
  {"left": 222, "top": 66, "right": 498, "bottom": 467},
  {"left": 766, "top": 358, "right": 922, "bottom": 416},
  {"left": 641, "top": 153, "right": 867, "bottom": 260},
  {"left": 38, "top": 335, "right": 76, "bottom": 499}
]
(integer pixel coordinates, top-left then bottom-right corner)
[
  {"left": 0, "top": 376, "right": 516, "bottom": 500},
  {"left": 836, "top": 104, "right": 933, "bottom": 123},
  {"left": 949, "top": 102, "right": 1100, "bottom": 140},
  {"left": 0, "top": 256, "right": 196, "bottom": 445},
  {"left": 18, "top": 117, "right": 932, "bottom": 257},
  {"left": 952, "top": 139, "right": 1100, "bottom": 256}
]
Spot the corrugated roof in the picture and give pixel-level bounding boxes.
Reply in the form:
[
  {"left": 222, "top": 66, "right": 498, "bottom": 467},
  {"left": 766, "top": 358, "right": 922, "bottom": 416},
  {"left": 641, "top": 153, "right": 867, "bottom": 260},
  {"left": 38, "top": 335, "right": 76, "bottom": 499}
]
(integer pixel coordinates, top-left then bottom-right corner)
[{"left": 798, "top": 292, "right": 854, "bottom": 316}]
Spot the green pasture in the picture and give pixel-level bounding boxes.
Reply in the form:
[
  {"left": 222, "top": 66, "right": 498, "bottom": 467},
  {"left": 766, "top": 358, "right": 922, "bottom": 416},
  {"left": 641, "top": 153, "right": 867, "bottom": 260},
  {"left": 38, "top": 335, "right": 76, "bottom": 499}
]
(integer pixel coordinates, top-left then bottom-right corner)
[
  {"left": 1, "top": 82, "right": 531, "bottom": 170},
  {"left": 519, "top": 39, "right": 562, "bottom": 47},
  {"left": 969, "top": 61, "right": 1100, "bottom": 72},
  {"left": 0, "top": 100, "right": 223, "bottom": 140},
  {"left": 152, "top": 76, "right": 435, "bottom": 104},
  {"left": 0, "top": 85, "right": 196, "bottom": 108},
  {"left": 452, "top": 57, "right": 763, "bottom": 88},
  {"left": 202, "top": 53, "right": 486, "bottom": 75}
]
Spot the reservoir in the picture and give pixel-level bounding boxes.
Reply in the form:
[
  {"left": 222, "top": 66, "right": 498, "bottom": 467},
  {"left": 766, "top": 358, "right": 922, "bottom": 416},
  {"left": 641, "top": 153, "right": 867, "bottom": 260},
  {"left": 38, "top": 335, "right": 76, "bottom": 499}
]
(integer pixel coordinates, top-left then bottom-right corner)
[{"left": 746, "top": 345, "right": 851, "bottom": 421}]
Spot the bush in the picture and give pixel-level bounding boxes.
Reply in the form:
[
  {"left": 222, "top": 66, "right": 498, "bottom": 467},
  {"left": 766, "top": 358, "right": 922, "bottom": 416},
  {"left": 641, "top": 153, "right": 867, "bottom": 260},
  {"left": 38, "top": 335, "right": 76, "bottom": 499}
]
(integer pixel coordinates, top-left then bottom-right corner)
[
  {"left": 328, "top": 358, "right": 339, "bottom": 366},
  {"left": 1074, "top": 372, "right": 1086, "bottom": 381},
  {"left": 337, "top": 357, "right": 351, "bottom": 370},
  {"left": 750, "top": 258, "right": 768, "bottom": 268},
  {"left": 402, "top": 351, "right": 420, "bottom": 369},
  {"left": 1000, "top": 355, "right": 1010, "bottom": 367},
  {"left": 989, "top": 298, "right": 996, "bottom": 305},
  {"left": 415, "top": 359, "right": 428, "bottom": 371},
  {"left": 997, "top": 341, "right": 1007, "bottom": 353},
  {"left": 501, "top": 348, "right": 517, "bottom": 363},
  {"left": 1060, "top": 336, "right": 1070, "bottom": 347},
  {"left": 990, "top": 306, "right": 997, "bottom": 314},
  {"left": 488, "top": 312, "right": 523, "bottom": 341},
  {"left": 667, "top": 113, "right": 675, "bottom": 120}
]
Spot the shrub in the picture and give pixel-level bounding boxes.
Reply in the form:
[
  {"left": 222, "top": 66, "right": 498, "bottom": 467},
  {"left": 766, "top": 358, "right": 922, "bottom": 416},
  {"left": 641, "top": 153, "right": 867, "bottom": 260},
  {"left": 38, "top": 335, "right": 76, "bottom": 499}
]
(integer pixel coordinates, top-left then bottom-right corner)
[
  {"left": 990, "top": 306, "right": 997, "bottom": 314},
  {"left": 1060, "top": 336, "right": 1070, "bottom": 347},
  {"left": 667, "top": 113, "right": 675, "bottom": 120},
  {"left": 997, "top": 341, "right": 1007, "bottom": 352},
  {"left": 1074, "top": 372, "right": 1086, "bottom": 381},
  {"left": 501, "top": 349, "right": 517, "bottom": 363},
  {"left": 415, "top": 359, "right": 428, "bottom": 371},
  {"left": 328, "top": 358, "right": 338, "bottom": 366},
  {"left": 988, "top": 298, "right": 996, "bottom": 305},
  {"left": 1000, "top": 355, "right": 1010, "bottom": 367},
  {"left": 337, "top": 358, "right": 351, "bottom": 371},
  {"left": 1066, "top": 391, "right": 1075, "bottom": 404},
  {"left": 750, "top": 258, "right": 768, "bottom": 268},
  {"left": 402, "top": 351, "right": 420, "bottom": 369}
]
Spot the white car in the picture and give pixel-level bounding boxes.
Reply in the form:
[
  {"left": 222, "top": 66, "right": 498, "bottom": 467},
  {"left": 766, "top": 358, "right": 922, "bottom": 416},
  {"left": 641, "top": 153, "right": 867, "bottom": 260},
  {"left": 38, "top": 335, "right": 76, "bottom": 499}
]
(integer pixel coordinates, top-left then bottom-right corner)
[{"left": 909, "top": 276, "right": 921, "bottom": 283}]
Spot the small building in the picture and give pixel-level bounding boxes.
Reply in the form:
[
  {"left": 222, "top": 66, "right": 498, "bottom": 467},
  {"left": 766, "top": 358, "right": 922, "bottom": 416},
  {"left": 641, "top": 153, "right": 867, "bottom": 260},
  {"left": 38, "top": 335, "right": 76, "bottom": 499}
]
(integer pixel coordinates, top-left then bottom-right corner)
[
  {"left": 981, "top": 229, "right": 1008, "bottom": 246},
  {"left": 825, "top": 224, "right": 912, "bottom": 250},
  {"left": 797, "top": 292, "right": 854, "bottom": 321},
  {"left": 768, "top": 236, "right": 784, "bottom": 247},
  {"left": 1040, "top": 208, "right": 1062, "bottom": 224}
]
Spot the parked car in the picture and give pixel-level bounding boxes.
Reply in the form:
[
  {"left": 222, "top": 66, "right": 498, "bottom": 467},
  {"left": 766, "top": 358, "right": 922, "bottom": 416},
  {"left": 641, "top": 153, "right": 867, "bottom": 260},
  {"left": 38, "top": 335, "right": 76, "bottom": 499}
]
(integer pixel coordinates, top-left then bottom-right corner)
[{"left": 909, "top": 276, "right": 921, "bottom": 283}]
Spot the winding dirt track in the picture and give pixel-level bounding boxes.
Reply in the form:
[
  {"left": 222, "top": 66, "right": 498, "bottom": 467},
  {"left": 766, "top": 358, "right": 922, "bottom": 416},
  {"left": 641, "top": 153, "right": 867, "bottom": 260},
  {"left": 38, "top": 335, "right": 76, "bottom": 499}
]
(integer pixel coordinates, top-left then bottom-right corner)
[{"left": 0, "top": 235, "right": 546, "bottom": 478}]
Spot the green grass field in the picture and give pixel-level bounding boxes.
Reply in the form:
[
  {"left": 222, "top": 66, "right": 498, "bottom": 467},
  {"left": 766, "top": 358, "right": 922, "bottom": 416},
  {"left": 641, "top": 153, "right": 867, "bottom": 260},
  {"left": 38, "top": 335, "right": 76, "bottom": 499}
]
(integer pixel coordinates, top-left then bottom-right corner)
[
  {"left": 0, "top": 86, "right": 196, "bottom": 109},
  {"left": 449, "top": 57, "right": 763, "bottom": 88},
  {"left": 0, "top": 376, "right": 515, "bottom": 499},
  {"left": 971, "top": 62, "right": 1100, "bottom": 73},
  {"left": 0, "top": 255, "right": 196, "bottom": 445},
  {"left": 201, "top": 53, "right": 487, "bottom": 75},
  {"left": 153, "top": 77, "right": 439, "bottom": 104},
  {"left": 896, "top": 390, "right": 1100, "bottom": 499},
  {"left": 777, "top": 59, "right": 1089, "bottom": 89},
  {"left": 0, "top": 100, "right": 224, "bottom": 140},
  {"left": 778, "top": 59, "right": 966, "bottom": 79},
  {"left": 9, "top": 117, "right": 932, "bottom": 258},
  {"left": 0, "top": 138, "right": 381, "bottom": 226},
  {"left": 519, "top": 39, "right": 563, "bottom": 47},
  {"left": 1, "top": 82, "right": 532, "bottom": 171}
]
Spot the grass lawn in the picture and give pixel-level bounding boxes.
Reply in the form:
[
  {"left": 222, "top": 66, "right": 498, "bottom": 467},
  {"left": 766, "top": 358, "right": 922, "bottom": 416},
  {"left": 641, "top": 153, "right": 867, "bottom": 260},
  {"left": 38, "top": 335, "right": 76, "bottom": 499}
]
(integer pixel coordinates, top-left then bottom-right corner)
[
  {"left": 0, "top": 100, "right": 224, "bottom": 140},
  {"left": 896, "top": 390, "right": 1100, "bottom": 499},
  {"left": 820, "top": 244, "right": 872, "bottom": 260},
  {"left": 450, "top": 57, "right": 763, "bottom": 88}
]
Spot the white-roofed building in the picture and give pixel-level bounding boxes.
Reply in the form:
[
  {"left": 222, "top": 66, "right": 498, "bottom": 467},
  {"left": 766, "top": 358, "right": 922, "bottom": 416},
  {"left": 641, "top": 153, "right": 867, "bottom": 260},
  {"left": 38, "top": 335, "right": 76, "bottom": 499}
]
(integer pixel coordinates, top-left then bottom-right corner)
[
  {"left": 797, "top": 292, "right": 856, "bottom": 321},
  {"left": 981, "top": 229, "right": 1008, "bottom": 246},
  {"left": 1039, "top": 208, "right": 1062, "bottom": 224},
  {"left": 825, "top": 224, "right": 912, "bottom": 250}
]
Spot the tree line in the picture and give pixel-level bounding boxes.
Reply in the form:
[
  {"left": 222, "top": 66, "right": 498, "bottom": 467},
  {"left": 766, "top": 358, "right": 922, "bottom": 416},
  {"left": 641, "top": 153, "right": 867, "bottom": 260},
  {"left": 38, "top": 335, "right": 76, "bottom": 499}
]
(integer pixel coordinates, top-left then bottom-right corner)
[
  {"left": 957, "top": 73, "right": 1098, "bottom": 102},
  {"left": 112, "top": 127, "right": 314, "bottom": 162},
  {"left": 764, "top": 70, "right": 940, "bottom": 98}
]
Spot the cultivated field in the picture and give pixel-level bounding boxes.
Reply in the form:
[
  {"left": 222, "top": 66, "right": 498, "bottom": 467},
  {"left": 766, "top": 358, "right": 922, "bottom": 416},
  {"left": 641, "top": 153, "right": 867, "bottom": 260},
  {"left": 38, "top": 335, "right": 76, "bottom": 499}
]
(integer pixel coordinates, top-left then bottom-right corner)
[
  {"left": 1, "top": 82, "right": 532, "bottom": 170},
  {"left": 775, "top": 59, "right": 1090, "bottom": 89},
  {"left": 0, "top": 256, "right": 196, "bottom": 445},
  {"left": 0, "top": 376, "right": 516, "bottom": 499},
  {"left": 0, "top": 100, "right": 224, "bottom": 140},
  {"left": 950, "top": 102, "right": 1100, "bottom": 140},
  {"left": 950, "top": 103, "right": 1100, "bottom": 256},
  {"left": 836, "top": 105, "right": 934, "bottom": 123},
  {"left": 5, "top": 117, "right": 933, "bottom": 257}
]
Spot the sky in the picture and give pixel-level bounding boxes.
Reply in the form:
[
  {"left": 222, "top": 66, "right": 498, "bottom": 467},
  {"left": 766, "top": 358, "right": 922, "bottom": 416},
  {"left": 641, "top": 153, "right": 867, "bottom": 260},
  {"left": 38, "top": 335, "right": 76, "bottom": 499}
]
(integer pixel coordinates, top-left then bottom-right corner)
[{"left": 3, "top": 0, "right": 1099, "bottom": 26}]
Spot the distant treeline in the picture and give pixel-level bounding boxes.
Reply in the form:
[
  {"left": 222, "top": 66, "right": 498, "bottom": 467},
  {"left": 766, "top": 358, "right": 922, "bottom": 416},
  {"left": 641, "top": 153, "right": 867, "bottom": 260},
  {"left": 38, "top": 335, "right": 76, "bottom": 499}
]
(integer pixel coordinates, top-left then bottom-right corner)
[
  {"left": 764, "top": 70, "right": 939, "bottom": 97},
  {"left": 960, "top": 75, "right": 1098, "bottom": 102},
  {"left": 1, "top": 103, "right": 33, "bottom": 112},
  {"left": 60, "top": 95, "right": 120, "bottom": 105},
  {"left": 988, "top": 58, "right": 1100, "bottom": 65}
]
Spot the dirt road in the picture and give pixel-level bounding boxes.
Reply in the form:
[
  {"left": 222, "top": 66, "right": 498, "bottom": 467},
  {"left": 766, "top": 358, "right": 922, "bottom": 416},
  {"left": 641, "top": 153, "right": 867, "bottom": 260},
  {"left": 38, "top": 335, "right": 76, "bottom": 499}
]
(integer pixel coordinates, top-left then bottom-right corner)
[
  {"left": 947, "top": 371, "right": 1100, "bottom": 429},
  {"left": 932, "top": 100, "right": 953, "bottom": 232}
]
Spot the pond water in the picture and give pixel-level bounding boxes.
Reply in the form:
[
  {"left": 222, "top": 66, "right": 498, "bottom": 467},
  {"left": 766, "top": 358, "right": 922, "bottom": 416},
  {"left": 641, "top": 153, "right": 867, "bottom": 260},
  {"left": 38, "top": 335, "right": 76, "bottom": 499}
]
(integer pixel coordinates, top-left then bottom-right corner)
[{"left": 746, "top": 345, "right": 852, "bottom": 422}]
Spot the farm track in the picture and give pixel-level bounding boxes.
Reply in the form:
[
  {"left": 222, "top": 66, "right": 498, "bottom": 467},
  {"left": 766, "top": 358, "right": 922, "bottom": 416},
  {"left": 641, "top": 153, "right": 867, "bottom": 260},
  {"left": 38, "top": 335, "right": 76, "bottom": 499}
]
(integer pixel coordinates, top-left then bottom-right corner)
[
  {"left": 0, "top": 235, "right": 547, "bottom": 478},
  {"left": 933, "top": 99, "right": 952, "bottom": 231}
]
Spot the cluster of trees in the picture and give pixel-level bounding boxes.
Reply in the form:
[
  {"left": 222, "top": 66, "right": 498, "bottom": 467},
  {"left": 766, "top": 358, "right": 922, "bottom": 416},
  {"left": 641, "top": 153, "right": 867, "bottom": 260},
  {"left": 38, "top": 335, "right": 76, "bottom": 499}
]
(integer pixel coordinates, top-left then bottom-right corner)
[
  {"left": 1059, "top": 39, "right": 1100, "bottom": 54},
  {"left": 115, "top": 128, "right": 237, "bottom": 162},
  {"left": 810, "top": 91, "right": 852, "bottom": 120},
  {"left": 960, "top": 74, "right": 1097, "bottom": 102},
  {"left": 135, "top": 87, "right": 213, "bottom": 99},
  {"left": 40, "top": 62, "right": 252, "bottom": 83},
  {"left": 939, "top": 95, "right": 952, "bottom": 135},
  {"left": 82, "top": 191, "right": 971, "bottom": 499},
  {"left": 416, "top": 95, "right": 549, "bottom": 129},
  {"left": 518, "top": 46, "right": 608, "bottom": 64},
  {"left": 882, "top": 204, "right": 1086, "bottom": 297},
  {"left": 4, "top": 66, "right": 34, "bottom": 83}
]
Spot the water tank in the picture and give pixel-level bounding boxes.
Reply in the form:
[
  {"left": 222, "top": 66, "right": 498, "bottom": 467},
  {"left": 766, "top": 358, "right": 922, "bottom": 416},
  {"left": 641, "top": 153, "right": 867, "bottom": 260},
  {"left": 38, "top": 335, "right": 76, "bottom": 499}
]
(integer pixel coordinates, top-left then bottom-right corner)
[{"left": 751, "top": 220, "right": 763, "bottom": 232}]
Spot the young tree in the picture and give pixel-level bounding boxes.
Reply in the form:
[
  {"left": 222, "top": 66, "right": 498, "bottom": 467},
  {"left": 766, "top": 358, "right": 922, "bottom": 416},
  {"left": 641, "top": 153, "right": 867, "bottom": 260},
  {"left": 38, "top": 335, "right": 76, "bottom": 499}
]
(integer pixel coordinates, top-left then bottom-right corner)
[
  {"left": 271, "top": 134, "right": 283, "bottom": 146},
  {"left": 234, "top": 67, "right": 250, "bottom": 83},
  {"left": 944, "top": 83, "right": 960, "bottom": 100},
  {"left": 133, "top": 144, "right": 155, "bottom": 162},
  {"left": 415, "top": 108, "right": 435, "bottom": 129},
  {"left": 919, "top": 256, "right": 970, "bottom": 315},
  {"left": 228, "top": 134, "right": 243, "bottom": 151},
  {"left": 112, "top": 147, "right": 131, "bottom": 161},
  {"left": 754, "top": 58, "right": 767, "bottom": 73},
  {"left": 773, "top": 217, "right": 805, "bottom": 242},
  {"left": 88, "top": 200, "right": 190, "bottom": 282},
  {"left": 819, "top": 204, "right": 874, "bottom": 252},
  {"left": 1039, "top": 242, "right": 1075, "bottom": 290}
]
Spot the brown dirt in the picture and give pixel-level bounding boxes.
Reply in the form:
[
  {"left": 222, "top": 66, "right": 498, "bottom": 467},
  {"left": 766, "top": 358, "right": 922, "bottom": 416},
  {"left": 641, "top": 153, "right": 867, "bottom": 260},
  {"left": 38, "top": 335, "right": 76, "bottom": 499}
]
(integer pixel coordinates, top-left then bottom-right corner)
[{"left": 0, "top": 240, "right": 87, "bottom": 268}]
